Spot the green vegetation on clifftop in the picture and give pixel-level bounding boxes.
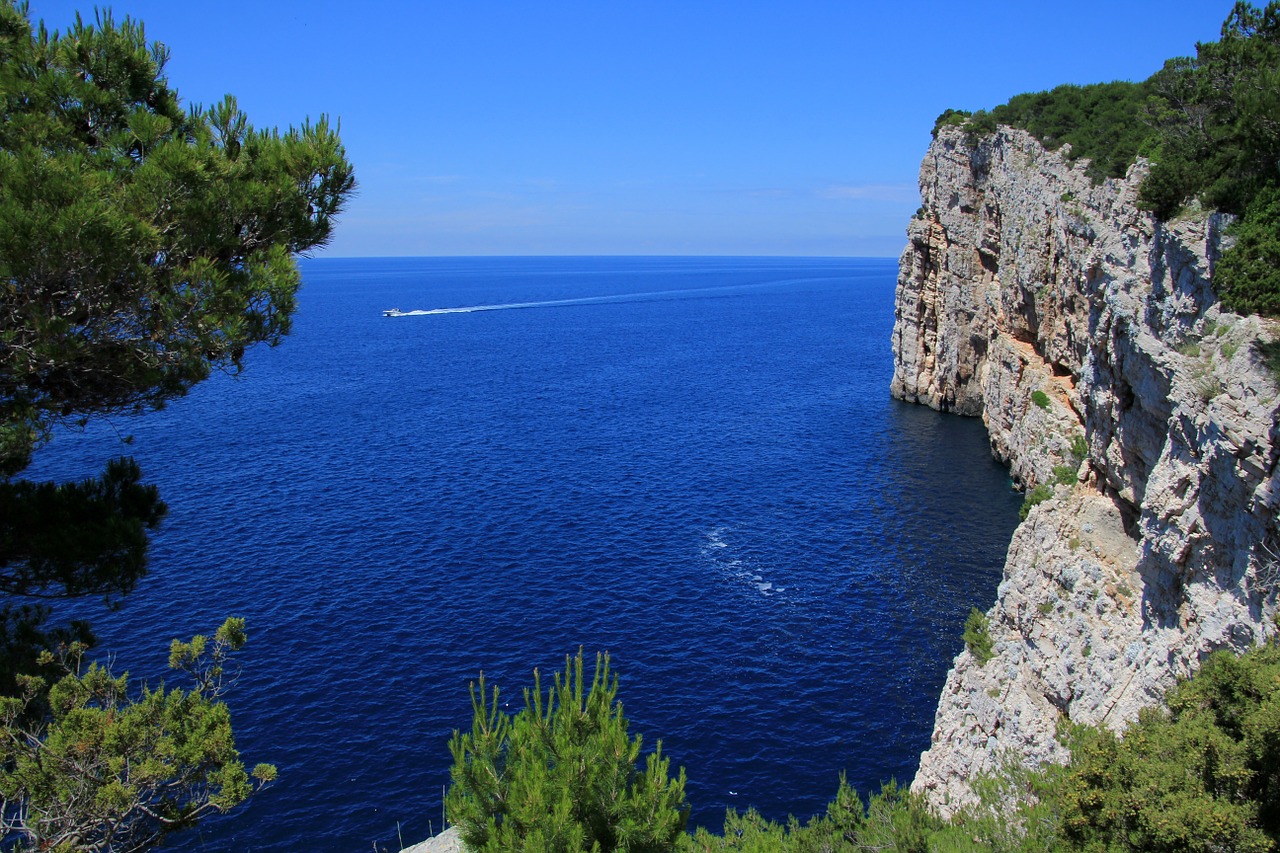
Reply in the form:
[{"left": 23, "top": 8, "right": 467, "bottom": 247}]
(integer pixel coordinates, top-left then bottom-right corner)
[
  {"left": 934, "top": 81, "right": 1152, "bottom": 183},
  {"left": 934, "top": 1, "right": 1280, "bottom": 319}
]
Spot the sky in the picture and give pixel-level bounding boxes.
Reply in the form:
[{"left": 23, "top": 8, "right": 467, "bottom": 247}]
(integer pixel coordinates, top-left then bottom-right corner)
[{"left": 26, "top": 1, "right": 1234, "bottom": 258}]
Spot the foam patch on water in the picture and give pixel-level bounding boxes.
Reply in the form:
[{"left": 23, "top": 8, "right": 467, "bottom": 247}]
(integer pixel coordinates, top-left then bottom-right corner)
[{"left": 701, "top": 526, "right": 783, "bottom": 597}]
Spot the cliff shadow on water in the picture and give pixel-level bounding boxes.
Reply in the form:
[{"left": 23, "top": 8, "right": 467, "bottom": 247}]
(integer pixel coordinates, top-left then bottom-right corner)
[{"left": 876, "top": 400, "right": 1023, "bottom": 622}]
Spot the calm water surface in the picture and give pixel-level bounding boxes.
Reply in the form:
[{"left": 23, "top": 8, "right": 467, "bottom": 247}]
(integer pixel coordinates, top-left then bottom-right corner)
[{"left": 23, "top": 257, "right": 1020, "bottom": 851}]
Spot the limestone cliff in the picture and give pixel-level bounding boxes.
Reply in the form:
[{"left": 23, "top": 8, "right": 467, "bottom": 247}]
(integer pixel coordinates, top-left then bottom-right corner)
[{"left": 894, "top": 125, "right": 1280, "bottom": 815}]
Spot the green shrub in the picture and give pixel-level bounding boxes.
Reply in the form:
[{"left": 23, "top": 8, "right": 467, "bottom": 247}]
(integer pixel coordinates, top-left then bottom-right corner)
[
  {"left": 964, "top": 109, "right": 998, "bottom": 143},
  {"left": 1069, "top": 434, "right": 1088, "bottom": 463},
  {"left": 945, "top": 81, "right": 1151, "bottom": 182},
  {"left": 964, "top": 607, "right": 995, "bottom": 666},
  {"left": 446, "top": 651, "right": 689, "bottom": 853},
  {"left": 931, "top": 108, "right": 971, "bottom": 138},
  {"left": 1052, "top": 465, "right": 1079, "bottom": 486},
  {"left": 444, "top": 639, "right": 1280, "bottom": 853},
  {"left": 1020, "top": 484, "right": 1054, "bottom": 521},
  {"left": 1019, "top": 82, "right": 1149, "bottom": 180},
  {"left": 942, "top": 77, "right": 1148, "bottom": 184},
  {"left": 1059, "top": 642, "right": 1280, "bottom": 852},
  {"left": 1216, "top": 186, "right": 1280, "bottom": 317},
  {"left": 1031, "top": 390, "right": 1051, "bottom": 410},
  {"left": 681, "top": 778, "right": 942, "bottom": 853}
]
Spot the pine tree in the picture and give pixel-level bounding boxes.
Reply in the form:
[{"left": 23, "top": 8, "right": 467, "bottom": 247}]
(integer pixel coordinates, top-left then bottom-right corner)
[
  {"left": 446, "top": 651, "right": 690, "bottom": 853},
  {"left": 0, "top": 619, "right": 277, "bottom": 851},
  {"left": 0, "top": 0, "right": 353, "bottom": 677},
  {"left": 0, "top": 1, "right": 353, "bottom": 847}
]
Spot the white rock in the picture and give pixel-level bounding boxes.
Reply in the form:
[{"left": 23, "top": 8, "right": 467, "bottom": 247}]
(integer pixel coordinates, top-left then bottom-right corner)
[{"left": 896, "top": 125, "right": 1280, "bottom": 817}]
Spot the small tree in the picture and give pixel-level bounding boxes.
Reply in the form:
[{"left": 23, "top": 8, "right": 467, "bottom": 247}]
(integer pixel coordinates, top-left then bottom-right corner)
[
  {"left": 964, "top": 607, "right": 995, "bottom": 666},
  {"left": 0, "top": 618, "right": 275, "bottom": 851},
  {"left": 446, "top": 651, "right": 689, "bottom": 853},
  {"left": 1019, "top": 484, "right": 1054, "bottom": 521}
]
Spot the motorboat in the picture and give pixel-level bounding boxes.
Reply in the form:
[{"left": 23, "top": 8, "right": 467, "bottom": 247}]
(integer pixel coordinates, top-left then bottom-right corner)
[{"left": 383, "top": 308, "right": 405, "bottom": 317}]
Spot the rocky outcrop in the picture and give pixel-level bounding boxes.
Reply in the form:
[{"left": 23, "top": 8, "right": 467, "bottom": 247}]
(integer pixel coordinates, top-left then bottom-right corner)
[
  {"left": 895, "top": 125, "right": 1280, "bottom": 815},
  {"left": 402, "top": 827, "right": 461, "bottom": 853}
]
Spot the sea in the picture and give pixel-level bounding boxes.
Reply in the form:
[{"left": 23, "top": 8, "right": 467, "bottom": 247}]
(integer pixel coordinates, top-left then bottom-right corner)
[{"left": 20, "top": 256, "right": 1022, "bottom": 851}]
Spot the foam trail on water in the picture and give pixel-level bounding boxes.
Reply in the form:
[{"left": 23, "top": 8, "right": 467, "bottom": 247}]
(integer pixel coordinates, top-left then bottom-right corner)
[{"left": 387, "top": 277, "right": 835, "bottom": 316}]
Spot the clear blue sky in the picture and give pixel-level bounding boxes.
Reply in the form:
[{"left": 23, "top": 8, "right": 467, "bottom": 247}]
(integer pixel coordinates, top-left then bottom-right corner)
[{"left": 28, "top": 1, "right": 1231, "bottom": 257}]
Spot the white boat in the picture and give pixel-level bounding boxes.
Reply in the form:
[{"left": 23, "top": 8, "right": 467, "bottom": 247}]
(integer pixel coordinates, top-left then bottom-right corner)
[{"left": 383, "top": 308, "right": 405, "bottom": 317}]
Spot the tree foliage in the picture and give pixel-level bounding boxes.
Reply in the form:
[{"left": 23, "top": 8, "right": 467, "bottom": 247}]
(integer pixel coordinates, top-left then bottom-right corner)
[
  {"left": 1141, "top": 1, "right": 1280, "bottom": 220},
  {"left": 1214, "top": 185, "right": 1280, "bottom": 316},
  {"left": 0, "top": 1, "right": 354, "bottom": 475},
  {"left": 0, "top": 456, "right": 166, "bottom": 695},
  {"left": 0, "top": 618, "right": 276, "bottom": 852},
  {"left": 0, "top": 0, "right": 352, "bottom": 675},
  {"left": 446, "top": 651, "right": 690, "bottom": 853},
  {"left": 0, "top": 1, "right": 352, "bottom": 847}
]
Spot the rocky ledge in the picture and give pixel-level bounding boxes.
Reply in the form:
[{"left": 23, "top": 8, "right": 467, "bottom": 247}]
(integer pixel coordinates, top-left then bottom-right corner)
[
  {"left": 401, "top": 827, "right": 461, "bottom": 853},
  {"left": 894, "top": 125, "right": 1280, "bottom": 815}
]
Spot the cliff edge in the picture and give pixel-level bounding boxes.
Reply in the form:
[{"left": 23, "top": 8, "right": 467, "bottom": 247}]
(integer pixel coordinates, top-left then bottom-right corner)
[{"left": 895, "top": 125, "right": 1280, "bottom": 815}]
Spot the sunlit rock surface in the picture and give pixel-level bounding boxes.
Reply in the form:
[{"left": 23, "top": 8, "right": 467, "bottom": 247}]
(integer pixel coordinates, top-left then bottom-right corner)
[{"left": 894, "top": 125, "right": 1280, "bottom": 816}]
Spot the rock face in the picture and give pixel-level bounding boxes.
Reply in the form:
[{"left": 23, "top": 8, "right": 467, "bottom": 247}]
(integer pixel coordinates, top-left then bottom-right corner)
[{"left": 895, "top": 125, "right": 1280, "bottom": 816}]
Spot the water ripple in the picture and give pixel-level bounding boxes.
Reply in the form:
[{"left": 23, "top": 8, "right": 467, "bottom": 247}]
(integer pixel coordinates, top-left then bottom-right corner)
[{"left": 20, "top": 258, "right": 1020, "bottom": 850}]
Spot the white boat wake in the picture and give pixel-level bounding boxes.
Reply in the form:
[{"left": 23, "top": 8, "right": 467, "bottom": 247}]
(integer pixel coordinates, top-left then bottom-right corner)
[{"left": 381, "top": 277, "right": 834, "bottom": 317}]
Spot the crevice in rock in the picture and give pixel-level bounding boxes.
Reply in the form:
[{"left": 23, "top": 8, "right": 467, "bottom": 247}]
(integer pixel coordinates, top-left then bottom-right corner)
[
  {"left": 1115, "top": 376, "right": 1135, "bottom": 413},
  {"left": 1105, "top": 484, "right": 1140, "bottom": 540},
  {"left": 970, "top": 334, "right": 988, "bottom": 364},
  {"left": 978, "top": 249, "right": 999, "bottom": 276},
  {"left": 1010, "top": 326, "right": 1038, "bottom": 347}
]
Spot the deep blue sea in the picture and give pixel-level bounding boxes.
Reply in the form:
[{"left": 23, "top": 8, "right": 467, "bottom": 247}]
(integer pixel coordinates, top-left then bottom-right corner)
[{"left": 21, "top": 257, "right": 1021, "bottom": 851}]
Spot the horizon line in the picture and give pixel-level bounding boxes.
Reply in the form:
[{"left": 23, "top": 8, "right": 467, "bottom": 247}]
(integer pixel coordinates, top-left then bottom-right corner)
[{"left": 301, "top": 252, "right": 902, "bottom": 261}]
